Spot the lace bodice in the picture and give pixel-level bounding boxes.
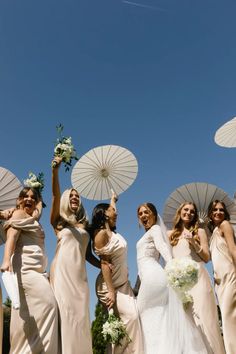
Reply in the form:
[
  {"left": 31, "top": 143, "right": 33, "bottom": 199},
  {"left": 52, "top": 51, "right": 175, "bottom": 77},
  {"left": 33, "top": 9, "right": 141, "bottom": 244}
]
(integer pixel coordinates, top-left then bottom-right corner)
[{"left": 137, "top": 225, "right": 172, "bottom": 264}]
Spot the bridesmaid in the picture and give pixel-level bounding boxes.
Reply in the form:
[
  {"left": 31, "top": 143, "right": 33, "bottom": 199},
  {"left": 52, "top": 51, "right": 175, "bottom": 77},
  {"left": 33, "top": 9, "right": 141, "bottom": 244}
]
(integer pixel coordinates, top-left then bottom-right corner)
[
  {"left": 1, "top": 188, "right": 58, "bottom": 353},
  {"left": 168, "top": 202, "right": 225, "bottom": 354},
  {"left": 90, "top": 192, "right": 143, "bottom": 354},
  {"left": 0, "top": 208, "right": 15, "bottom": 354},
  {"left": 207, "top": 200, "right": 236, "bottom": 354},
  {"left": 50, "top": 156, "right": 99, "bottom": 354}
]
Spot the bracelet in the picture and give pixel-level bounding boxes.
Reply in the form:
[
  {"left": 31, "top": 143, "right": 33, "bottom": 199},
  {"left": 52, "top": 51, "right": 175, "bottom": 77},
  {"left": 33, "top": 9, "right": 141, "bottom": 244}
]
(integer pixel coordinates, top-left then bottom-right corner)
[{"left": 196, "top": 246, "right": 203, "bottom": 254}]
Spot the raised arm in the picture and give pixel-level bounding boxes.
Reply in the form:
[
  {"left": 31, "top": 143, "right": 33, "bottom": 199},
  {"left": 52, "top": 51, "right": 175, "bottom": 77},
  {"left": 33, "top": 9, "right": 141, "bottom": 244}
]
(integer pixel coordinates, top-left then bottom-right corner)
[
  {"left": 32, "top": 200, "right": 43, "bottom": 221},
  {"left": 50, "top": 156, "right": 63, "bottom": 229},
  {"left": 110, "top": 189, "right": 118, "bottom": 213},
  {"left": 221, "top": 220, "right": 236, "bottom": 267}
]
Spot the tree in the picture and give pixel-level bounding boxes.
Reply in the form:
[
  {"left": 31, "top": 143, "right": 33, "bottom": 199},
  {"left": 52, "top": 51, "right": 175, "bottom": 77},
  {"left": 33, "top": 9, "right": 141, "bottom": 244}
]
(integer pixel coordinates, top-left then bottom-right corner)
[
  {"left": 2, "top": 297, "right": 11, "bottom": 354},
  {"left": 91, "top": 301, "right": 108, "bottom": 354}
]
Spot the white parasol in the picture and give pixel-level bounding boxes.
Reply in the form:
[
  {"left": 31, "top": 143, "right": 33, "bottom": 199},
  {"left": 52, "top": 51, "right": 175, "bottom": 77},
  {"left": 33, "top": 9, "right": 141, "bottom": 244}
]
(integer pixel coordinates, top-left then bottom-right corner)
[
  {"left": 163, "top": 182, "right": 236, "bottom": 230},
  {"left": 71, "top": 145, "right": 138, "bottom": 200},
  {"left": 214, "top": 117, "right": 236, "bottom": 148},
  {"left": 0, "top": 167, "right": 22, "bottom": 244}
]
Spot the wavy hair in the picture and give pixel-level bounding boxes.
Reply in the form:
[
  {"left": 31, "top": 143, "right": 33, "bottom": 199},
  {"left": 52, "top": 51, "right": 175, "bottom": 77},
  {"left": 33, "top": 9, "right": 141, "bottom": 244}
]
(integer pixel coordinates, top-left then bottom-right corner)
[
  {"left": 207, "top": 200, "right": 230, "bottom": 232},
  {"left": 89, "top": 203, "right": 116, "bottom": 239},
  {"left": 169, "top": 202, "right": 199, "bottom": 247}
]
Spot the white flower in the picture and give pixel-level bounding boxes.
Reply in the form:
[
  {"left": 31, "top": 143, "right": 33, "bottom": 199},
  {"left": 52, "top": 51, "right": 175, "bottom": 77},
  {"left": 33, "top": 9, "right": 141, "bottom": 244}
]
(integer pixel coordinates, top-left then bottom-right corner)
[
  {"left": 102, "top": 310, "right": 131, "bottom": 345},
  {"left": 24, "top": 172, "right": 44, "bottom": 190},
  {"left": 53, "top": 125, "right": 78, "bottom": 171},
  {"left": 165, "top": 257, "right": 199, "bottom": 303}
]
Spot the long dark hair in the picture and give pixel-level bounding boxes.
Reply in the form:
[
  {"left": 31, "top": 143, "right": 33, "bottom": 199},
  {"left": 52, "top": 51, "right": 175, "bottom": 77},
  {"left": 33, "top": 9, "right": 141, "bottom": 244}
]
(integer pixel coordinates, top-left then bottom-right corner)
[
  {"left": 207, "top": 200, "right": 230, "bottom": 232},
  {"left": 88, "top": 203, "right": 116, "bottom": 239}
]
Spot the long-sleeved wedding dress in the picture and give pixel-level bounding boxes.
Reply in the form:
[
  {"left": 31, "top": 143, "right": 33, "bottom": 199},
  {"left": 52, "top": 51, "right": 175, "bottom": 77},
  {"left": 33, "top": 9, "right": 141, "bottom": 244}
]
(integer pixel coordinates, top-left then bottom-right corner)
[{"left": 137, "top": 223, "right": 207, "bottom": 354}]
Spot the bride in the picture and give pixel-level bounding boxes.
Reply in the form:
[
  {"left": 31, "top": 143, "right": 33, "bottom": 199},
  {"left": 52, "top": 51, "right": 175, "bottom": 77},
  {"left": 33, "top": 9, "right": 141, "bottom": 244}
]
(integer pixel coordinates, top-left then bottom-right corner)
[{"left": 136, "top": 202, "right": 207, "bottom": 354}]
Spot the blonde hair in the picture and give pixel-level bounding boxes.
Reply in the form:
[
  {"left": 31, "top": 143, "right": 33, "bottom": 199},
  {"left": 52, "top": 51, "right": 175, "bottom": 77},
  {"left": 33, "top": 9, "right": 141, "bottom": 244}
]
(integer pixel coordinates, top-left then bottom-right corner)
[
  {"left": 169, "top": 202, "right": 200, "bottom": 247},
  {"left": 59, "top": 188, "right": 88, "bottom": 227}
]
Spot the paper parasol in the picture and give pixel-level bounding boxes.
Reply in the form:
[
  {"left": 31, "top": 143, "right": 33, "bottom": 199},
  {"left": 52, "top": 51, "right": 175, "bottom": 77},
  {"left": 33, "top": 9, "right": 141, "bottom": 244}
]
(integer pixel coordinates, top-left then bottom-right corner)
[
  {"left": 2, "top": 271, "right": 20, "bottom": 309},
  {"left": 0, "top": 167, "right": 22, "bottom": 210},
  {"left": 163, "top": 182, "right": 236, "bottom": 229},
  {"left": 0, "top": 167, "right": 22, "bottom": 244},
  {"left": 215, "top": 117, "right": 236, "bottom": 148},
  {"left": 71, "top": 145, "right": 138, "bottom": 200}
]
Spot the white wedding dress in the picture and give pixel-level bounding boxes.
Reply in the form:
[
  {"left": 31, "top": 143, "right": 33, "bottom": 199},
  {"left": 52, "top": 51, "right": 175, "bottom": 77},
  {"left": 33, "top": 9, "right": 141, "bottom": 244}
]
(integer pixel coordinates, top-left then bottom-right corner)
[{"left": 137, "top": 224, "right": 207, "bottom": 354}]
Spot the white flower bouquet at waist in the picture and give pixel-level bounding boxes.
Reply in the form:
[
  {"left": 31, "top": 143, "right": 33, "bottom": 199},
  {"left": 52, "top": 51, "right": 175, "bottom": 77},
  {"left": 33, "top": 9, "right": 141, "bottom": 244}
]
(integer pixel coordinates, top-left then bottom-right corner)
[
  {"left": 102, "top": 309, "right": 131, "bottom": 346},
  {"left": 52, "top": 124, "right": 78, "bottom": 171},
  {"left": 165, "top": 257, "right": 199, "bottom": 303}
]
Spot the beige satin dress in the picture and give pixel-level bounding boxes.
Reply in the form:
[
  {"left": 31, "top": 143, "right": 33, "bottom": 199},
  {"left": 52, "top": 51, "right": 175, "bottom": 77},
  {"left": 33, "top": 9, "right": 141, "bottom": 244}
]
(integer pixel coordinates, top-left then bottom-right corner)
[
  {"left": 95, "top": 232, "right": 143, "bottom": 354},
  {"left": 4, "top": 217, "right": 58, "bottom": 354},
  {"left": 50, "top": 226, "right": 92, "bottom": 354},
  {"left": 210, "top": 227, "right": 236, "bottom": 354},
  {"left": 172, "top": 235, "right": 225, "bottom": 354}
]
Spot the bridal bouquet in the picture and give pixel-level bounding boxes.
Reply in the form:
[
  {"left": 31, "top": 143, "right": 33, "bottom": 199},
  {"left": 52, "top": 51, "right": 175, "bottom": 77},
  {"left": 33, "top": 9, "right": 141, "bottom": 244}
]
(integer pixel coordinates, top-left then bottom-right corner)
[
  {"left": 52, "top": 124, "right": 78, "bottom": 171},
  {"left": 165, "top": 257, "right": 199, "bottom": 304},
  {"left": 24, "top": 172, "right": 46, "bottom": 207},
  {"left": 102, "top": 309, "right": 131, "bottom": 346},
  {"left": 24, "top": 172, "right": 44, "bottom": 193}
]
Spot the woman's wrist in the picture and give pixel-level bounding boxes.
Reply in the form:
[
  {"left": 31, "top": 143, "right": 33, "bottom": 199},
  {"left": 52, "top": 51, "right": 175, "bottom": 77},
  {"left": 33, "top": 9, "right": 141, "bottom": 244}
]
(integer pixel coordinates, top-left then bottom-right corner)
[{"left": 195, "top": 245, "right": 203, "bottom": 254}]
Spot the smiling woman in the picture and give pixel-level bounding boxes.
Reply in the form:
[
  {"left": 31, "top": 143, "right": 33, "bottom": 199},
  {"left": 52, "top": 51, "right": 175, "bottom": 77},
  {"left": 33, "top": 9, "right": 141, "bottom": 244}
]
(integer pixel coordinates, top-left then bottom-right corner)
[
  {"left": 136, "top": 202, "right": 208, "bottom": 354},
  {"left": 208, "top": 200, "right": 236, "bottom": 354},
  {"left": 49, "top": 156, "right": 100, "bottom": 354},
  {"left": 168, "top": 202, "right": 225, "bottom": 354},
  {"left": 90, "top": 192, "right": 144, "bottom": 353},
  {"left": 0, "top": 187, "right": 59, "bottom": 353}
]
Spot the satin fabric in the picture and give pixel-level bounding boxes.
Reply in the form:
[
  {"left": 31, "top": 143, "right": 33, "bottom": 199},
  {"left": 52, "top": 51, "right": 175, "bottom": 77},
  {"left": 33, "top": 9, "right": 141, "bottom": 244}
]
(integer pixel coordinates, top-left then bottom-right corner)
[
  {"left": 50, "top": 226, "right": 92, "bottom": 354},
  {"left": 173, "top": 235, "right": 225, "bottom": 354},
  {"left": 4, "top": 217, "right": 58, "bottom": 354},
  {"left": 210, "top": 227, "right": 236, "bottom": 354},
  {"left": 95, "top": 232, "right": 143, "bottom": 354}
]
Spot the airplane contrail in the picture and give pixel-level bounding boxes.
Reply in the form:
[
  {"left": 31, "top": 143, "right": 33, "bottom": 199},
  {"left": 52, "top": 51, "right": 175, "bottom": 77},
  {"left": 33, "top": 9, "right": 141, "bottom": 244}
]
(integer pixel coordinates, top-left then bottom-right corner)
[{"left": 122, "top": 0, "right": 165, "bottom": 11}]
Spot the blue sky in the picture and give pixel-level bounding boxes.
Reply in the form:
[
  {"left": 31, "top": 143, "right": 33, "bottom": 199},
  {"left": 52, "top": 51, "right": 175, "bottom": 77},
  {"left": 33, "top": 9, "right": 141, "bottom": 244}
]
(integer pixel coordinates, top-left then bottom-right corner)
[{"left": 1, "top": 0, "right": 236, "bottom": 319}]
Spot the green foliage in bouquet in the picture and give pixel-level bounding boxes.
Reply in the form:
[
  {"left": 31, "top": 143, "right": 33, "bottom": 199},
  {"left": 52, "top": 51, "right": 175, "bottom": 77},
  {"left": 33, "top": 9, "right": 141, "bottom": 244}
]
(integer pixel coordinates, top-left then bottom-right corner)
[{"left": 53, "top": 124, "right": 78, "bottom": 172}]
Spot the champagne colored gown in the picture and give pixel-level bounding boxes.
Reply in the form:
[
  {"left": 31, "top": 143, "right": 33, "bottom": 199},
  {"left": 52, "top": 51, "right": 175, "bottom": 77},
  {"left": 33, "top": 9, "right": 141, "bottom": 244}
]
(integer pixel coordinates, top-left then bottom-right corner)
[
  {"left": 172, "top": 233, "right": 225, "bottom": 354},
  {"left": 5, "top": 217, "right": 58, "bottom": 354},
  {"left": 210, "top": 227, "right": 236, "bottom": 354},
  {"left": 50, "top": 226, "right": 92, "bottom": 354},
  {"left": 95, "top": 232, "right": 143, "bottom": 354}
]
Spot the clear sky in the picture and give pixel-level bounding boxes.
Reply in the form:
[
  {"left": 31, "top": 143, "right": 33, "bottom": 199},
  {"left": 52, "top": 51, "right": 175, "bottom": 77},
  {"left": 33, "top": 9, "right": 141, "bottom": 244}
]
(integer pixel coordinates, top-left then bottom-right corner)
[{"left": 1, "top": 0, "right": 236, "bottom": 320}]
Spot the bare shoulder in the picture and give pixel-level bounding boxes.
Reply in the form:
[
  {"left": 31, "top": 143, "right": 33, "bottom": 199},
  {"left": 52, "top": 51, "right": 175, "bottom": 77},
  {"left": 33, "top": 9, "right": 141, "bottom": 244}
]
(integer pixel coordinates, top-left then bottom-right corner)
[
  {"left": 94, "top": 229, "right": 109, "bottom": 249},
  {"left": 220, "top": 220, "right": 233, "bottom": 233},
  {"left": 167, "top": 229, "right": 173, "bottom": 237},
  {"left": 11, "top": 209, "right": 27, "bottom": 219}
]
